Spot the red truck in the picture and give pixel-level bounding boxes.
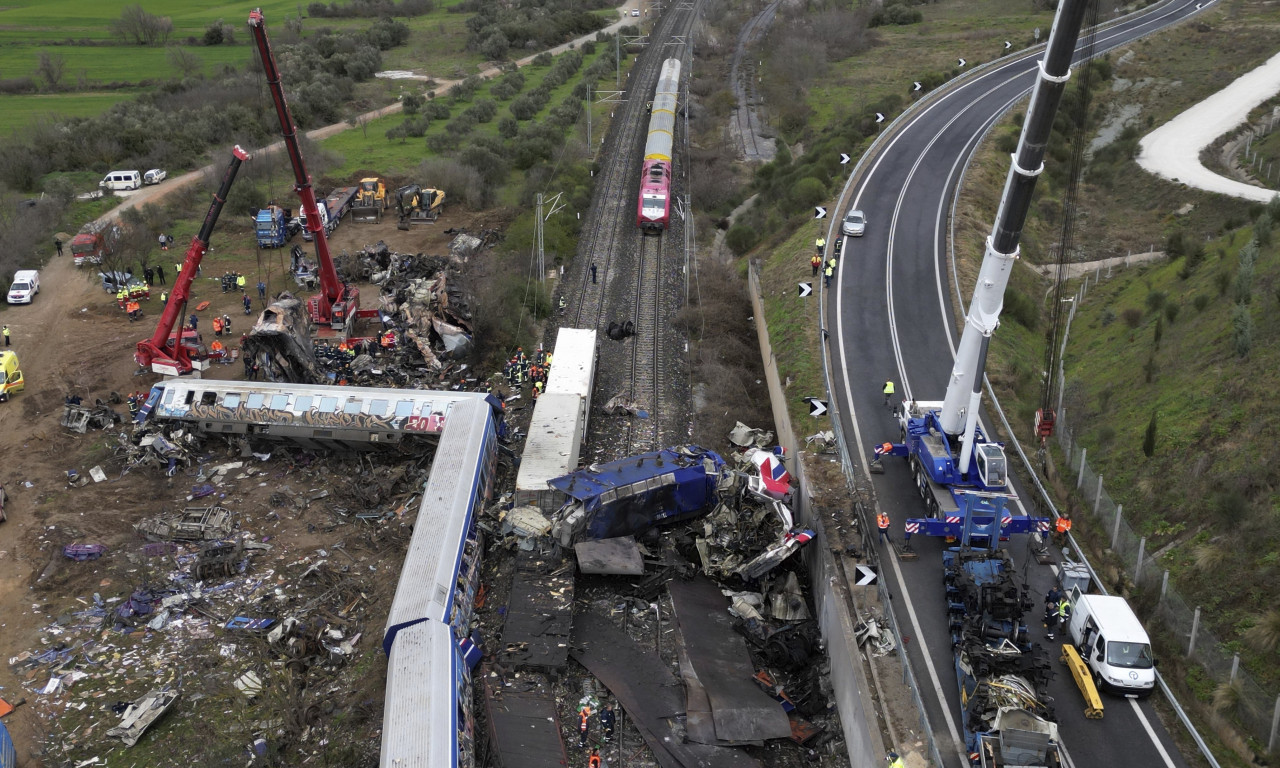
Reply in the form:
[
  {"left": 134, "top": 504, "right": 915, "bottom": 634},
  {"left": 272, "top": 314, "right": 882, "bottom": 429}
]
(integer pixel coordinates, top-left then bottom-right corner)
[{"left": 70, "top": 226, "right": 120, "bottom": 267}]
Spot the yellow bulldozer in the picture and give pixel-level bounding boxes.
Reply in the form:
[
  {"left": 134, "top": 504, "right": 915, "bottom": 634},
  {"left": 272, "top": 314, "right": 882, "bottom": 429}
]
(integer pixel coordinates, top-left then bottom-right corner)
[
  {"left": 395, "top": 184, "right": 445, "bottom": 230},
  {"left": 351, "top": 177, "right": 388, "bottom": 222}
]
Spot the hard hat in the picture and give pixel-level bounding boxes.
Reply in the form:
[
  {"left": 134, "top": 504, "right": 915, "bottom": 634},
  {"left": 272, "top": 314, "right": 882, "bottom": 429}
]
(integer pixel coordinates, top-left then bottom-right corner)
[{"left": 888, "top": 753, "right": 899, "bottom": 760}]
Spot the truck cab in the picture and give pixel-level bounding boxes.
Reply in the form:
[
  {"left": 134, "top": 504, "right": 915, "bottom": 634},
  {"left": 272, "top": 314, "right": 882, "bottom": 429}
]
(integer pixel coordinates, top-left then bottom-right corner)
[
  {"left": 1066, "top": 590, "right": 1156, "bottom": 697},
  {"left": 0, "top": 351, "right": 24, "bottom": 402},
  {"left": 300, "top": 201, "right": 330, "bottom": 241}
]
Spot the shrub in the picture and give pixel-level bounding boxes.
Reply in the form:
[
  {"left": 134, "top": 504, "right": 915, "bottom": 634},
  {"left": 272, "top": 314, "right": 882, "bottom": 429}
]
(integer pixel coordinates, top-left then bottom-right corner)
[
  {"left": 1145, "top": 289, "right": 1166, "bottom": 313},
  {"left": 1232, "top": 303, "right": 1253, "bottom": 357},
  {"left": 497, "top": 116, "right": 518, "bottom": 138},
  {"left": 402, "top": 92, "right": 424, "bottom": 115},
  {"left": 725, "top": 224, "right": 759, "bottom": 255},
  {"left": 1120, "top": 308, "right": 1142, "bottom": 328},
  {"left": 1164, "top": 302, "right": 1179, "bottom": 323},
  {"left": 1003, "top": 288, "right": 1039, "bottom": 329},
  {"left": 1193, "top": 294, "right": 1210, "bottom": 312},
  {"left": 1142, "top": 410, "right": 1157, "bottom": 457},
  {"left": 532, "top": 52, "right": 553, "bottom": 67},
  {"left": 1255, "top": 212, "right": 1272, "bottom": 247},
  {"left": 422, "top": 101, "right": 450, "bottom": 120},
  {"left": 790, "top": 177, "right": 826, "bottom": 210}
]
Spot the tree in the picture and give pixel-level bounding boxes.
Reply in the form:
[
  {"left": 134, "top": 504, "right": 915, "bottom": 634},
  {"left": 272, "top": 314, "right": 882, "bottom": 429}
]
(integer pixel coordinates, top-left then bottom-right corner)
[
  {"left": 166, "top": 46, "right": 203, "bottom": 79},
  {"left": 109, "top": 5, "right": 174, "bottom": 46},
  {"left": 402, "top": 92, "right": 424, "bottom": 115},
  {"left": 1141, "top": 410, "right": 1157, "bottom": 458},
  {"left": 36, "top": 52, "right": 66, "bottom": 90}
]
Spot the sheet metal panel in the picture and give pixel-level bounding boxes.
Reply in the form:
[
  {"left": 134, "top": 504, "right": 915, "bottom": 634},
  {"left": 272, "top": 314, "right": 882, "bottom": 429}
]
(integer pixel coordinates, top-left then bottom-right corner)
[
  {"left": 544, "top": 327, "right": 596, "bottom": 401},
  {"left": 380, "top": 620, "right": 461, "bottom": 768},
  {"left": 384, "top": 398, "right": 491, "bottom": 652},
  {"left": 514, "top": 393, "right": 583, "bottom": 511}
]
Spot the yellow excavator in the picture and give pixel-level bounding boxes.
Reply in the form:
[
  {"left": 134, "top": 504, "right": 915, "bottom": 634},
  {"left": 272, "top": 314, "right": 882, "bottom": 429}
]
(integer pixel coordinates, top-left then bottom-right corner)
[
  {"left": 395, "top": 184, "right": 445, "bottom": 230},
  {"left": 351, "top": 177, "right": 388, "bottom": 222}
]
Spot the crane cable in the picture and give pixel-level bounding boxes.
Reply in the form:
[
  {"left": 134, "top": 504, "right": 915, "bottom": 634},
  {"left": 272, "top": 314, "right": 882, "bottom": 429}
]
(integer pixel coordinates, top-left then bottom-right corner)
[{"left": 1039, "top": 0, "right": 1101, "bottom": 447}]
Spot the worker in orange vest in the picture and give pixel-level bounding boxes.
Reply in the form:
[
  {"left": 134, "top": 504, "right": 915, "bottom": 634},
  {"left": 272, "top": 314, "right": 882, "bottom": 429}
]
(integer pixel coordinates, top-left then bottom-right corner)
[
  {"left": 589, "top": 749, "right": 602, "bottom": 768},
  {"left": 212, "top": 316, "right": 224, "bottom": 337},
  {"left": 1054, "top": 514, "right": 1072, "bottom": 546},
  {"left": 126, "top": 300, "right": 142, "bottom": 321},
  {"left": 578, "top": 706, "right": 591, "bottom": 748},
  {"left": 877, "top": 511, "right": 890, "bottom": 544}
]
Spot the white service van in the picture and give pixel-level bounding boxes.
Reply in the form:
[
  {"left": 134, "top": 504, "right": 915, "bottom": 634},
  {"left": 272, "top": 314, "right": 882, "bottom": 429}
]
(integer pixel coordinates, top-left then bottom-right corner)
[
  {"left": 7, "top": 270, "right": 39, "bottom": 304},
  {"left": 99, "top": 170, "right": 142, "bottom": 191},
  {"left": 1066, "top": 590, "right": 1156, "bottom": 697}
]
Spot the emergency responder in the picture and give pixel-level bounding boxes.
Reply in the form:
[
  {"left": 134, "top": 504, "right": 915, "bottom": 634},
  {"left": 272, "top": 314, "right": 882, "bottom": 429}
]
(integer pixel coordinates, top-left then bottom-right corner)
[
  {"left": 210, "top": 339, "right": 225, "bottom": 359},
  {"left": 877, "top": 511, "right": 890, "bottom": 544},
  {"left": 243, "top": 292, "right": 252, "bottom": 314},
  {"left": 1044, "top": 586, "right": 1062, "bottom": 638},
  {"left": 1047, "top": 596, "right": 1071, "bottom": 640},
  {"left": 223, "top": 314, "right": 232, "bottom": 334},
  {"left": 381, "top": 329, "right": 396, "bottom": 349},
  {"left": 883, "top": 380, "right": 895, "bottom": 407},
  {"left": 834, "top": 237, "right": 843, "bottom": 258},
  {"left": 1054, "top": 513, "right": 1073, "bottom": 546},
  {"left": 815, "top": 236, "right": 826, "bottom": 257},
  {"left": 212, "top": 316, "right": 224, "bottom": 337},
  {"left": 545, "top": 352, "right": 553, "bottom": 368},
  {"left": 160, "top": 291, "right": 168, "bottom": 307},
  {"left": 236, "top": 273, "right": 247, "bottom": 292},
  {"left": 533, "top": 379, "right": 545, "bottom": 400},
  {"left": 257, "top": 280, "right": 267, "bottom": 299},
  {"left": 189, "top": 314, "right": 198, "bottom": 331},
  {"left": 1, "top": 325, "right": 8, "bottom": 347},
  {"left": 600, "top": 705, "right": 616, "bottom": 742},
  {"left": 589, "top": 749, "right": 602, "bottom": 768},
  {"left": 558, "top": 295, "right": 567, "bottom": 311},
  {"left": 887, "top": 752, "right": 905, "bottom": 768},
  {"left": 578, "top": 706, "right": 591, "bottom": 748},
  {"left": 823, "top": 261, "right": 834, "bottom": 288},
  {"left": 810, "top": 252, "right": 822, "bottom": 276},
  {"left": 126, "top": 300, "right": 142, "bottom": 321}
]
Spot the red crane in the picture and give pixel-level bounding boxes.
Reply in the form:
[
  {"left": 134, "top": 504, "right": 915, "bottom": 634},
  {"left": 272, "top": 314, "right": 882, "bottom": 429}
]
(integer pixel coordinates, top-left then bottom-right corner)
[
  {"left": 247, "top": 8, "right": 358, "bottom": 333},
  {"left": 135, "top": 146, "right": 250, "bottom": 376}
]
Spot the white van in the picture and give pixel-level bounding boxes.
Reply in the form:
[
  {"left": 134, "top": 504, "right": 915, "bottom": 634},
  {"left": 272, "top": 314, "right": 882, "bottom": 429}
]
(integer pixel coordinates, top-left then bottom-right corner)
[
  {"left": 99, "top": 170, "right": 142, "bottom": 191},
  {"left": 7, "top": 270, "right": 39, "bottom": 304},
  {"left": 1066, "top": 591, "right": 1156, "bottom": 697}
]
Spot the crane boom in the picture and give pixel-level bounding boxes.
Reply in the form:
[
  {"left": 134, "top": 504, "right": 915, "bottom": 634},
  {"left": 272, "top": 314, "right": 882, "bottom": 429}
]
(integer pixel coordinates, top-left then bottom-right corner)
[
  {"left": 135, "top": 145, "right": 250, "bottom": 375},
  {"left": 938, "top": 0, "right": 1091, "bottom": 474},
  {"left": 247, "top": 8, "right": 357, "bottom": 331}
]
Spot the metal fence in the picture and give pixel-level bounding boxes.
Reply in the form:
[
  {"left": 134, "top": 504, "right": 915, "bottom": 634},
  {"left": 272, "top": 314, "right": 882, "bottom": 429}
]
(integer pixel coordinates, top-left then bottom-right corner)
[{"left": 1055, "top": 283, "right": 1280, "bottom": 753}]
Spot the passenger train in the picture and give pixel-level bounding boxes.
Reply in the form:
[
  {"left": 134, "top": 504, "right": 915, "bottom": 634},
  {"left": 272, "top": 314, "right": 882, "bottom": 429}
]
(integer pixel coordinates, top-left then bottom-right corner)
[
  {"left": 381, "top": 396, "right": 501, "bottom": 768},
  {"left": 636, "top": 58, "right": 682, "bottom": 234},
  {"left": 141, "top": 379, "right": 487, "bottom": 449}
]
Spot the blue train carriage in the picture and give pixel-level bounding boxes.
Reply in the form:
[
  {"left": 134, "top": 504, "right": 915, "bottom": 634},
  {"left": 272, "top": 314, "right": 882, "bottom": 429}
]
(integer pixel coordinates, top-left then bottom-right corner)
[{"left": 380, "top": 397, "right": 500, "bottom": 768}]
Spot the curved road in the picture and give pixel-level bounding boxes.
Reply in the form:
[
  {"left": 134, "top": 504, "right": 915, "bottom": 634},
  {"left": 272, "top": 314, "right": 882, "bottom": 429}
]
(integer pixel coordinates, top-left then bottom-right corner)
[{"left": 824, "top": 1, "right": 1218, "bottom": 767}]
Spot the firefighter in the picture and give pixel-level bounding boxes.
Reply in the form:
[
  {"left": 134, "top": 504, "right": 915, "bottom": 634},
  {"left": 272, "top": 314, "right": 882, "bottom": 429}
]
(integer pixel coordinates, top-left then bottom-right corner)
[
  {"left": 877, "top": 511, "right": 891, "bottom": 543},
  {"left": 212, "top": 316, "right": 224, "bottom": 337},
  {"left": 223, "top": 314, "right": 232, "bottom": 334},
  {"left": 834, "top": 237, "right": 843, "bottom": 258},
  {"left": 578, "top": 706, "right": 591, "bottom": 748},
  {"left": 599, "top": 705, "right": 615, "bottom": 742},
  {"left": 1044, "top": 586, "right": 1063, "bottom": 639},
  {"left": 810, "top": 252, "right": 822, "bottom": 276}
]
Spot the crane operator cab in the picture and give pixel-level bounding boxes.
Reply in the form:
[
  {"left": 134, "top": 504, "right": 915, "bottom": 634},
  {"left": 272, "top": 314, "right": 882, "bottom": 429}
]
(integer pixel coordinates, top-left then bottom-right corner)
[{"left": 974, "top": 443, "right": 1007, "bottom": 488}]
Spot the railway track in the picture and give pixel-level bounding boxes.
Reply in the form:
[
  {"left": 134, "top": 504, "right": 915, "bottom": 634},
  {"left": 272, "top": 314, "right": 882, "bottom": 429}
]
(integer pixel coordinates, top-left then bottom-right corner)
[
  {"left": 729, "top": 0, "right": 781, "bottom": 160},
  {"left": 624, "top": 234, "right": 663, "bottom": 452}
]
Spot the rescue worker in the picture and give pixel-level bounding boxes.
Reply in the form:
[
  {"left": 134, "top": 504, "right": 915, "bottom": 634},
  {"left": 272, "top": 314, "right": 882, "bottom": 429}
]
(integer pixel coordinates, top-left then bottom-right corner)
[
  {"left": 589, "top": 749, "right": 602, "bottom": 768},
  {"left": 545, "top": 352, "right": 553, "bottom": 368},
  {"left": 210, "top": 339, "right": 225, "bottom": 358},
  {"left": 223, "top": 314, "right": 232, "bottom": 334},
  {"left": 237, "top": 273, "right": 247, "bottom": 292},
  {"left": 189, "top": 314, "right": 198, "bottom": 332},
  {"left": 116, "top": 288, "right": 127, "bottom": 308},
  {"left": 1047, "top": 597, "right": 1071, "bottom": 640},
  {"left": 877, "top": 511, "right": 890, "bottom": 543},
  {"left": 578, "top": 706, "right": 591, "bottom": 748},
  {"left": 1054, "top": 513, "right": 1073, "bottom": 546},
  {"left": 533, "top": 380, "right": 545, "bottom": 400},
  {"left": 257, "top": 280, "right": 267, "bottom": 299},
  {"left": 381, "top": 329, "right": 396, "bottom": 349},
  {"left": 887, "top": 752, "right": 905, "bottom": 768},
  {"left": 815, "top": 236, "right": 826, "bottom": 257},
  {"left": 243, "top": 292, "right": 252, "bottom": 314},
  {"left": 155, "top": 264, "right": 165, "bottom": 285},
  {"left": 1044, "top": 585, "right": 1062, "bottom": 638},
  {"left": 127, "top": 393, "right": 140, "bottom": 416},
  {"left": 126, "top": 300, "right": 142, "bottom": 321},
  {"left": 810, "top": 252, "right": 822, "bottom": 276},
  {"left": 823, "top": 261, "right": 834, "bottom": 288},
  {"left": 212, "top": 316, "right": 224, "bottom": 337},
  {"left": 834, "top": 237, "right": 843, "bottom": 258},
  {"left": 873, "top": 441, "right": 893, "bottom": 457},
  {"left": 558, "top": 295, "right": 567, "bottom": 311},
  {"left": 160, "top": 291, "right": 168, "bottom": 307},
  {"left": 1, "top": 325, "right": 8, "bottom": 347},
  {"left": 600, "top": 705, "right": 615, "bottom": 742},
  {"left": 883, "top": 380, "right": 895, "bottom": 407}
]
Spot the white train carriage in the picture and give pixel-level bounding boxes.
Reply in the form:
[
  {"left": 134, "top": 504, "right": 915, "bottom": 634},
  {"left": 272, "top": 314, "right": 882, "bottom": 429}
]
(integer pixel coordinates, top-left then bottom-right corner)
[
  {"left": 144, "top": 379, "right": 488, "bottom": 449},
  {"left": 515, "top": 328, "right": 597, "bottom": 510}
]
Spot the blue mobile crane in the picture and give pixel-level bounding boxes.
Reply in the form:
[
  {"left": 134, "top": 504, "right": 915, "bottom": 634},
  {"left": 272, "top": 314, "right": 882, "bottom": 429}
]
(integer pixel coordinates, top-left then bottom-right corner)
[{"left": 871, "top": 0, "right": 1091, "bottom": 554}]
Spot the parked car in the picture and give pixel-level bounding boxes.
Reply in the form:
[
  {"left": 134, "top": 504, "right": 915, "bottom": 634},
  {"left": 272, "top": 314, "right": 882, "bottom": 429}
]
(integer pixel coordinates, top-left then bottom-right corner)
[
  {"left": 841, "top": 209, "right": 866, "bottom": 237},
  {"left": 7, "top": 270, "right": 39, "bottom": 304},
  {"left": 100, "top": 270, "right": 134, "bottom": 293},
  {"left": 631, "top": 8, "right": 640, "bottom": 15},
  {"left": 143, "top": 169, "right": 167, "bottom": 185},
  {"left": 99, "top": 170, "right": 142, "bottom": 191}
]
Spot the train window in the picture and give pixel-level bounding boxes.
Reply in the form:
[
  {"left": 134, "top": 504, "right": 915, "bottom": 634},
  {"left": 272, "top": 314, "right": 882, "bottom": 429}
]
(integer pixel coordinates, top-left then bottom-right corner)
[
  {"left": 344, "top": 399, "right": 363, "bottom": 414},
  {"left": 247, "top": 393, "right": 265, "bottom": 409},
  {"left": 201, "top": 391, "right": 217, "bottom": 405},
  {"left": 295, "top": 396, "right": 313, "bottom": 412},
  {"left": 222, "top": 393, "right": 241, "bottom": 408},
  {"left": 271, "top": 394, "right": 290, "bottom": 410},
  {"left": 319, "top": 396, "right": 338, "bottom": 412},
  {"left": 395, "top": 400, "right": 414, "bottom": 418},
  {"left": 370, "top": 399, "right": 389, "bottom": 416},
  {"left": 184, "top": 390, "right": 195, "bottom": 405},
  {"left": 162, "top": 388, "right": 175, "bottom": 405}
]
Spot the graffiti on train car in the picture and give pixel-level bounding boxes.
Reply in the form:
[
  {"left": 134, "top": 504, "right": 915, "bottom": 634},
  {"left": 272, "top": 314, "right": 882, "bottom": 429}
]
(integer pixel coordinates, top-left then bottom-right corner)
[{"left": 169, "top": 402, "right": 443, "bottom": 433}]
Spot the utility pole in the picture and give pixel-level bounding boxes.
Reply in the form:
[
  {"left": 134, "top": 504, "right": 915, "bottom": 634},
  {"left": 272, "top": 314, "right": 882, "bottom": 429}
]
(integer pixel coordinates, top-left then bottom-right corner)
[
  {"left": 587, "top": 83, "right": 592, "bottom": 153},
  {"left": 616, "top": 33, "right": 621, "bottom": 88},
  {"left": 536, "top": 192, "right": 545, "bottom": 282}
]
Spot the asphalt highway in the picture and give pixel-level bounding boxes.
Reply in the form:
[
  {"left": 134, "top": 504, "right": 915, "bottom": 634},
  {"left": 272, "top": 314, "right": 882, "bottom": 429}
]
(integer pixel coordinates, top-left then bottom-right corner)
[{"left": 823, "top": 1, "right": 1220, "bottom": 766}]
